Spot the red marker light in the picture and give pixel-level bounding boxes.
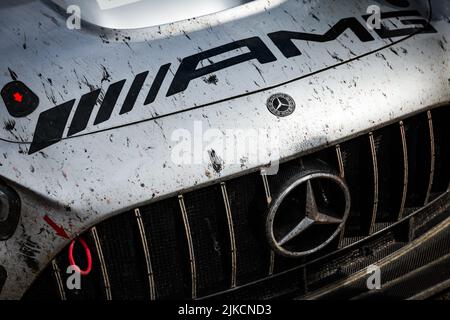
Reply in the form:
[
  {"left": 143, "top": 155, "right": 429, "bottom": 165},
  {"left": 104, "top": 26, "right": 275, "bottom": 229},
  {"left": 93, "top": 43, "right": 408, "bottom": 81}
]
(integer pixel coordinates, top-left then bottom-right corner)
[
  {"left": 68, "top": 237, "right": 92, "bottom": 276},
  {"left": 12, "top": 92, "right": 23, "bottom": 103}
]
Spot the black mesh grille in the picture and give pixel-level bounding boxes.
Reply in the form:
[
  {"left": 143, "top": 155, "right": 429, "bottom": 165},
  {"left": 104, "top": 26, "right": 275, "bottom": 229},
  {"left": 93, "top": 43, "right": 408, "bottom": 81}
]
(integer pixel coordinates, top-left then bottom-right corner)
[
  {"left": 373, "top": 126, "right": 404, "bottom": 222},
  {"left": 93, "top": 213, "right": 149, "bottom": 300},
  {"left": 404, "top": 113, "right": 432, "bottom": 207},
  {"left": 24, "top": 105, "right": 450, "bottom": 300},
  {"left": 226, "top": 173, "right": 270, "bottom": 284},
  {"left": 340, "top": 135, "right": 374, "bottom": 236}
]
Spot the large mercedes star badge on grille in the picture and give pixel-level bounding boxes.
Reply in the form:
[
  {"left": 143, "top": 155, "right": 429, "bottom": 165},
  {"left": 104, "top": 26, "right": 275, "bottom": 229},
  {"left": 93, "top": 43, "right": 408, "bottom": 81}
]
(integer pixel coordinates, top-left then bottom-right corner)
[{"left": 266, "top": 169, "right": 351, "bottom": 257}]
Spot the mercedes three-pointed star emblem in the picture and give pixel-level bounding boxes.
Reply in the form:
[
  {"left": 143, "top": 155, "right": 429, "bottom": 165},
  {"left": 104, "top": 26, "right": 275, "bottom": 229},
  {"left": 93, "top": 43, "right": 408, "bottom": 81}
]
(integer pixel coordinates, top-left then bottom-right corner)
[
  {"left": 266, "top": 93, "right": 296, "bottom": 117},
  {"left": 266, "top": 170, "right": 351, "bottom": 257}
]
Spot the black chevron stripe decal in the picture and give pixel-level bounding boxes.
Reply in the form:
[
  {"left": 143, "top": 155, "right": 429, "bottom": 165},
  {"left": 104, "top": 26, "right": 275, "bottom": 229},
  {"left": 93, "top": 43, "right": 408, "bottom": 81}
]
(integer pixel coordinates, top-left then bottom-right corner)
[
  {"left": 67, "top": 89, "right": 101, "bottom": 136},
  {"left": 93, "top": 79, "right": 126, "bottom": 125},
  {"left": 28, "top": 100, "right": 75, "bottom": 155}
]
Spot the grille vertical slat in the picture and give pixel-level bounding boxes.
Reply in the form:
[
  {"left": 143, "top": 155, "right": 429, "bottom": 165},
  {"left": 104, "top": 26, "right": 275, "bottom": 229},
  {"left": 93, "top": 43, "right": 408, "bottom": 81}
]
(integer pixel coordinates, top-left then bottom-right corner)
[
  {"left": 335, "top": 145, "right": 346, "bottom": 248},
  {"left": 133, "top": 209, "right": 156, "bottom": 300},
  {"left": 90, "top": 226, "right": 112, "bottom": 300},
  {"left": 370, "top": 124, "right": 405, "bottom": 229},
  {"left": 220, "top": 182, "right": 238, "bottom": 289},
  {"left": 51, "top": 260, "right": 66, "bottom": 301},
  {"left": 398, "top": 121, "right": 409, "bottom": 220},
  {"left": 24, "top": 105, "right": 450, "bottom": 301},
  {"left": 23, "top": 261, "right": 62, "bottom": 300},
  {"left": 425, "top": 110, "right": 436, "bottom": 205},
  {"left": 178, "top": 195, "right": 197, "bottom": 299},
  {"left": 368, "top": 132, "right": 379, "bottom": 234},
  {"left": 182, "top": 185, "right": 232, "bottom": 297}
]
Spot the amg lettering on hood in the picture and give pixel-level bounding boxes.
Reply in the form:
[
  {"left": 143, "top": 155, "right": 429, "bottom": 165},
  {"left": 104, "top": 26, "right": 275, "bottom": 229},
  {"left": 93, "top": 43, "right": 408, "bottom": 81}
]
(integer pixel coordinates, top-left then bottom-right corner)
[{"left": 28, "top": 9, "right": 436, "bottom": 155}]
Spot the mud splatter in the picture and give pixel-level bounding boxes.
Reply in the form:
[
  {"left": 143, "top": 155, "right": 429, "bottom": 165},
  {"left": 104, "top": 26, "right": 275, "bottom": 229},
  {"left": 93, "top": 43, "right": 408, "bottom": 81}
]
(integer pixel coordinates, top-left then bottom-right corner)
[
  {"left": 203, "top": 74, "right": 219, "bottom": 85},
  {"left": 101, "top": 65, "right": 112, "bottom": 83},
  {"left": 22, "top": 33, "right": 27, "bottom": 50},
  {"left": 208, "top": 149, "right": 223, "bottom": 173},
  {"left": 0, "top": 265, "right": 6, "bottom": 293},
  {"left": 42, "top": 12, "right": 60, "bottom": 27}
]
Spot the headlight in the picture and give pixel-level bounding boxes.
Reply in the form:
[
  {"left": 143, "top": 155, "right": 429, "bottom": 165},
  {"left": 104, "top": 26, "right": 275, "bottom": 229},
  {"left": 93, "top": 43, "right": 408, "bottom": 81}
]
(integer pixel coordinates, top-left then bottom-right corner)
[
  {"left": 0, "top": 191, "right": 9, "bottom": 222},
  {"left": 0, "top": 184, "right": 20, "bottom": 240}
]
